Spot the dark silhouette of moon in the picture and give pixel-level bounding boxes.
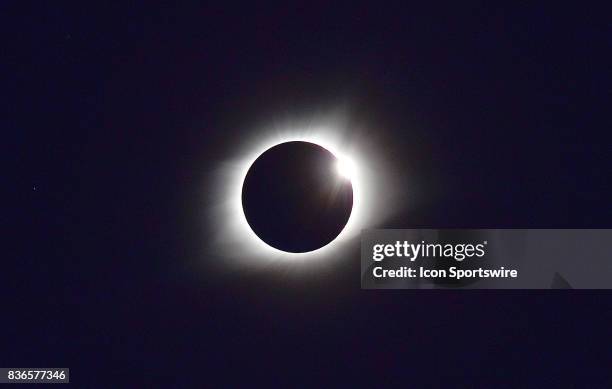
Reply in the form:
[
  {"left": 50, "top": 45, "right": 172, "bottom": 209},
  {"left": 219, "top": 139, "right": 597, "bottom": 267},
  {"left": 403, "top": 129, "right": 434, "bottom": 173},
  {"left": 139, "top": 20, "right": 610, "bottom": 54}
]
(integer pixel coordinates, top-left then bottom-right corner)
[{"left": 242, "top": 141, "right": 353, "bottom": 253}]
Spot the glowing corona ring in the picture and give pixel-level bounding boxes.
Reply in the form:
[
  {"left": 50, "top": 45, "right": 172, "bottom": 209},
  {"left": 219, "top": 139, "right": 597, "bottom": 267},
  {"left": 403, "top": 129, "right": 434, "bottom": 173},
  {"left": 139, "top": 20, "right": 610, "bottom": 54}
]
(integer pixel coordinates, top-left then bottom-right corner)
[
  {"left": 238, "top": 136, "right": 361, "bottom": 256},
  {"left": 209, "top": 116, "right": 399, "bottom": 267}
]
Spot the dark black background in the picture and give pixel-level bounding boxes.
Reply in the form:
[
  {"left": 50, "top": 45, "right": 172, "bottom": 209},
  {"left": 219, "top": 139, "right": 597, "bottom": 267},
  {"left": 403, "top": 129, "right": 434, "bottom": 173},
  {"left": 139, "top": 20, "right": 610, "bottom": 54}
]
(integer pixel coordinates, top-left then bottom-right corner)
[{"left": 5, "top": 2, "right": 611, "bottom": 386}]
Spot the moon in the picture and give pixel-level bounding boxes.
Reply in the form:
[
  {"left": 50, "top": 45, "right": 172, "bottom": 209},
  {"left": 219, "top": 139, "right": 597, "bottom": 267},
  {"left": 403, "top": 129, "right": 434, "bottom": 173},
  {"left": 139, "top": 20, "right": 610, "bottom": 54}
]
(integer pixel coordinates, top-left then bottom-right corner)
[{"left": 241, "top": 141, "right": 353, "bottom": 253}]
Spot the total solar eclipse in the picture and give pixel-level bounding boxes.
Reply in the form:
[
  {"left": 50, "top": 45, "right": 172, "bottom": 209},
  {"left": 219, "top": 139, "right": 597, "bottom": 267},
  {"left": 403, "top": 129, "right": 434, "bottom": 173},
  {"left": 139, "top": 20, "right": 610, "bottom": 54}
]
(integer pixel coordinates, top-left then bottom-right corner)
[{"left": 241, "top": 141, "right": 353, "bottom": 253}]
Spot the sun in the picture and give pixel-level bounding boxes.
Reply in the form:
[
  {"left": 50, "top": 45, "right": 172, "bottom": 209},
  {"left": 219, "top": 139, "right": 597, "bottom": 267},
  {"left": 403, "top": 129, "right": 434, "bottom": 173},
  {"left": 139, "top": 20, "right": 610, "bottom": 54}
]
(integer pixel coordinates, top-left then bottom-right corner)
[{"left": 207, "top": 115, "right": 400, "bottom": 267}]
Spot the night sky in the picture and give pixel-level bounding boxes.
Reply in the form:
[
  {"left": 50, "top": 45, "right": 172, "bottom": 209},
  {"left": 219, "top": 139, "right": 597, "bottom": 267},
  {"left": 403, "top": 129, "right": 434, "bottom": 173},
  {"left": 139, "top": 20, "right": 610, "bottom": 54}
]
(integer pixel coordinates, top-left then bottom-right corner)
[{"left": 6, "top": 3, "right": 612, "bottom": 386}]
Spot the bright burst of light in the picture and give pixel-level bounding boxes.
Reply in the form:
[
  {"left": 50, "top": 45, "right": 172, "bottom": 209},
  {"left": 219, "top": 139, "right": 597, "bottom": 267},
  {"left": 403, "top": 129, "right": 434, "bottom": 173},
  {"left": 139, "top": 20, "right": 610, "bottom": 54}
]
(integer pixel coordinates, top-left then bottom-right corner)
[
  {"left": 335, "top": 156, "right": 355, "bottom": 180},
  {"left": 207, "top": 113, "right": 401, "bottom": 268}
]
